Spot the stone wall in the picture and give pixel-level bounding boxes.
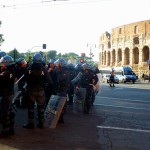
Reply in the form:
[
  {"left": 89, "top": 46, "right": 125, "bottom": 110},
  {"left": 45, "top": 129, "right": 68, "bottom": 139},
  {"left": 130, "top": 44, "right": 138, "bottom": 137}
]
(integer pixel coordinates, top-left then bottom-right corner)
[{"left": 99, "top": 20, "right": 150, "bottom": 78}]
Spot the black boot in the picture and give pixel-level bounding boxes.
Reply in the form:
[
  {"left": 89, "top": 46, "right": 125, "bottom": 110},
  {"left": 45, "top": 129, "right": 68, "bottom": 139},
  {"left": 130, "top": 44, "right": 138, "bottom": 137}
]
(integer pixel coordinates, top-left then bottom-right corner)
[
  {"left": 0, "top": 131, "right": 10, "bottom": 138},
  {"left": 58, "top": 116, "right": 64, "bottom": 124},
  {"left": 23, "top": 123, "right": 34, "bottom": 129},
  {"left": 9, "top": 128, "right": 14, "bottom": 135},
  {"left": 37, "top": 120, "right": 44, "bottom": 128}
]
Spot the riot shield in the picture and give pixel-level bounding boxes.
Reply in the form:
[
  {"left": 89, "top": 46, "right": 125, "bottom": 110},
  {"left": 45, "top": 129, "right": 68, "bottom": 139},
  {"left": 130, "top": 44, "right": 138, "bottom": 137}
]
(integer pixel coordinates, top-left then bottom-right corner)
[
  {"left": 73, "top": 88, "right": 86, "bottom": 114},
  {"left": 44, "top": 95, "right": 66, "bottom": 129},
  {"left": 71, "top": 72, "right": 83, "bottom": 85},
  {"left": 94, "top": 73, "right": 102, "bottom": 95}
]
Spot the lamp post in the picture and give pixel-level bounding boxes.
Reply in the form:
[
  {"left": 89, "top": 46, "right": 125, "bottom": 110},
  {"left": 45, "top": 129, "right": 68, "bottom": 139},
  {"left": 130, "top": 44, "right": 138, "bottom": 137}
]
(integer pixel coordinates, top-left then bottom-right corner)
[{"left": 87, "top": 43, "right": 96, "bottom": 64}]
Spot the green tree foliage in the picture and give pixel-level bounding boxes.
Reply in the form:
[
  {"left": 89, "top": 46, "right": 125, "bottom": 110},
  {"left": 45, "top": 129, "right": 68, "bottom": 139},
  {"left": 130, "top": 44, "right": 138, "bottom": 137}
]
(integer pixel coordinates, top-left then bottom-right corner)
[
  {"left": 0, "top": 21, "right": 5, "bottom": 46},
  {"left": 7, "top": 48, "right": 22, "bottom": 62},
  {"left": 47, "top": 50, "right": 57, "bottom": 60}
]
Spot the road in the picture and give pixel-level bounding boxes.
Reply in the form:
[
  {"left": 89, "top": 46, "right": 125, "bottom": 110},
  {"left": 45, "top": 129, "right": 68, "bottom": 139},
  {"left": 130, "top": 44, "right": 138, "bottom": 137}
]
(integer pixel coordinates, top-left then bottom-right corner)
[{"left": 94, "top": 80, "right": 150, "bottom": 150}]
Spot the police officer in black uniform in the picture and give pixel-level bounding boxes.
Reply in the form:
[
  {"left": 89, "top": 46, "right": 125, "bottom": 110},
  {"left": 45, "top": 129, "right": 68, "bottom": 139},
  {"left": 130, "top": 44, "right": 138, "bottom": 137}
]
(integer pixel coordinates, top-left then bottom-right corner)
[
  {"left": 14, "top": 58, "right": 28, "bottom": 108},
  {"left": 66, "top": 63, "right": 76, "bottom": 105},
  {"left": 23, "top": 53, "right": 53, "bottom": 129},
  {"left": 0, "top": 51, "right": 7, "bottom": 97},
  {"left": 76, "top": 63, "right": 98, "bottom": 114},
  {"left": 54, "top": 58, "right": 69, "bottom": 123},
  {"left": 45, "top": 59, "right": 57, "bottom": 106},
  {"left": 0, "top": 51, "right": 6, "bottom": 60},
  {"left": 0, "top": 55, "right": 15, "bottom": 138}
]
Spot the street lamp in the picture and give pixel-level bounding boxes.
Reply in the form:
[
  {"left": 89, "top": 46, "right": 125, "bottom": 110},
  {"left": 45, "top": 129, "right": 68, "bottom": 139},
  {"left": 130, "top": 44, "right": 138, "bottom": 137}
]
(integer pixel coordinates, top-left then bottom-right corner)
[{"left": 87, "top": 43, "right": 96, "bottom": 63}]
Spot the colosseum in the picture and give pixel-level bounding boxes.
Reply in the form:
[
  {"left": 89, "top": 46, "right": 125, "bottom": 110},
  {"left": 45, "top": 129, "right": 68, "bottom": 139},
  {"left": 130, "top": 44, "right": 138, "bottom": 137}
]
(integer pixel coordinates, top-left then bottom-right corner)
[{"left": 98, "top": 19, "right": 150, "bottom": 78}]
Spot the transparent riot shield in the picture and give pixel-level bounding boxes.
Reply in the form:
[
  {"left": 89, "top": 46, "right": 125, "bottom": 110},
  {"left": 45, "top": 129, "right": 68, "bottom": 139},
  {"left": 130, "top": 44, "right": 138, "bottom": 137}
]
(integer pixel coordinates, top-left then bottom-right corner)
[
  {"left": 44, "top": 95, "right": 66, "bottom": 129},
  {"left": 73, "top": 88, "right": 86, "bottom": 114}
]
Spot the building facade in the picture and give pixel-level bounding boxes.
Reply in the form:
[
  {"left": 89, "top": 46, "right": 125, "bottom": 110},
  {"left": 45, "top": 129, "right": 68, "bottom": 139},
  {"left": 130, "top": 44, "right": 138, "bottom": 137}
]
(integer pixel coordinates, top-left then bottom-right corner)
[{"left": 98, "top": 19, "right": 150, "bottom": 78}]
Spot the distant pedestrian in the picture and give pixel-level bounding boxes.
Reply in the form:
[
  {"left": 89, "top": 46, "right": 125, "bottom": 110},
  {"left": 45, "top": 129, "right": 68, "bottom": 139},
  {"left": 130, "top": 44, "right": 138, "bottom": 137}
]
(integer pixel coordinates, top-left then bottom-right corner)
[
  {"left": 109, "top": 71, "right": 115, "bottom": 87},
  {"left": 142, "top": 73, "right": 145, "bottom": 81}
]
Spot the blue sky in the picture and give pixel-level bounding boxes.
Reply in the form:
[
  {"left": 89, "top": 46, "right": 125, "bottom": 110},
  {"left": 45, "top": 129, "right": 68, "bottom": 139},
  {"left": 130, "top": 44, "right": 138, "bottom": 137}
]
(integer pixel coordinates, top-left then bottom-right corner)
[{"left": 0, "top": 0, "right": 149, "bottom": 61}]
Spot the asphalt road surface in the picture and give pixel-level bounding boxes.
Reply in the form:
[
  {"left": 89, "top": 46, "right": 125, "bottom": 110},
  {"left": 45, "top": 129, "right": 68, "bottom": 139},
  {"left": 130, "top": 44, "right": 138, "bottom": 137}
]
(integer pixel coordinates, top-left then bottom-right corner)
[{"left": 94, "top": 80, "right": 150, "bottom": 150}]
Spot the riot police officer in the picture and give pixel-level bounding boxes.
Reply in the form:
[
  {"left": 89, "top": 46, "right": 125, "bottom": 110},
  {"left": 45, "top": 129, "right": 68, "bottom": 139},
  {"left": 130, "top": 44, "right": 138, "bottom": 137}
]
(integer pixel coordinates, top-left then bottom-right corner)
[
  {"left": 0, "top": 55, "right": 15, "bottom": 138},
  {"left": 76, "top": 63, "right": 98, "bottom": 114},
  {"left": 54, "top": 58, "right": 69, "bottom": 123},
  {"left": 23, "top": 53, "right": 53, "bottom": 129},
  {"left": 14, "top": 58, "right": 28, "bottom": 108},
  {"left": 66, "top": 63, "right": 76, "bottom": 105},
  {"left": 0, "top": 51, "right": 7, "bottom": 96},
  {"left": 0, "top": 51, "right": 6, "bottom": 59},
  {"left": 45, "top": 59, "right": 57, "bottom": 106}
]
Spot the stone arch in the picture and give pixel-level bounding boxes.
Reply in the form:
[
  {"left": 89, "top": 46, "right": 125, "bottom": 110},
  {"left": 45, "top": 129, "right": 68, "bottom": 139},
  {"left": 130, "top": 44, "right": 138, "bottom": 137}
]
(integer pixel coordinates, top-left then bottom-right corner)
[
  {"left": 142, "top": 46, "right": 149, "bottom": 62},
  {"left": 132, "top": 47, "right": 139, "bottom": 64},
  {"left": 112, "top": 49, "right": 115, "bottom": 66},
  {"left": 133, "top": 37, "right": 139, "bottom": 45},
  {"left": 107, "top": 51, "right": 110, "bottom": 66},
  {"left": 124, "top": 47, "right": 130, "bottom": 65},
  {"left": 104, "top": 51, "right": 106, "bottom": 65},
  {"left": 117, "top": 48, "right": 122, "bottom": 63},
  {"left": 108, "top": 41, "right": 111, "bottom": 48}
]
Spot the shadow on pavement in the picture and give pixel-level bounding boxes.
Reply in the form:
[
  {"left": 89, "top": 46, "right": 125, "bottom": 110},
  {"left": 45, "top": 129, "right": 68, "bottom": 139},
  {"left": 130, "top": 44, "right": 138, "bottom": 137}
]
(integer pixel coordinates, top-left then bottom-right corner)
[{"left": 0, "top": 106, "right": 102, "bottom": 150}]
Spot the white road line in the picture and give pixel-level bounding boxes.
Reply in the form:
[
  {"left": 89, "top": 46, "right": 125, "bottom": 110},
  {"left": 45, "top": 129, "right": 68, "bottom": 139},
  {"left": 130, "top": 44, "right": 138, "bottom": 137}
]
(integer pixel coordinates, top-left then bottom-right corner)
[
  {"left": 96, "top": 96, "right": 150, "bottom": 103},
  {"left": 94, "top": 104, "right": 150, "bottom": 111},
  {"left": 97, "top": 126, "right": 150, "bottom": 133}
]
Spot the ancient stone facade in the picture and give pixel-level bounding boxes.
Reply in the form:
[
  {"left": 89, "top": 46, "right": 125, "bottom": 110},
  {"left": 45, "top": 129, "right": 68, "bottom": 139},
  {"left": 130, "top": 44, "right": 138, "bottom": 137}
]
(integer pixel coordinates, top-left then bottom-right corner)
[{"left": 98, "top": 19, "right": 150, "bottom": 78}]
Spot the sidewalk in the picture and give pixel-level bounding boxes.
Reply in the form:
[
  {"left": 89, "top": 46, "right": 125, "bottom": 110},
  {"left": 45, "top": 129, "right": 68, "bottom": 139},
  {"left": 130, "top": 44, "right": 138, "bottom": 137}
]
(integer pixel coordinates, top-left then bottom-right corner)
[{"left": 0, "top": 106, "right": 102, "bottom": 150}]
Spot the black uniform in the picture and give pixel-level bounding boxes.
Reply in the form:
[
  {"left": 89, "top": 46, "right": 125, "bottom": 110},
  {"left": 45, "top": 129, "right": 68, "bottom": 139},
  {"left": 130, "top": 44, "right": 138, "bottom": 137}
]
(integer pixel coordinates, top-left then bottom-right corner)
[
  {"left": 0, "top": 64, "right": 15, "bottom": 137},
  {"left": 54, "top": 59, "right": 70, "bottom": 123},
  {"left": 23, "top": 62, "right": 53, "bottom": 129},
  {"left": 67, "top": 64, "right": 76, "bottom": 105},
  {"left": 77, "top": 68, "right": 98, "bottom": 114},
  {"left": 14, "top": 63, "right": 28, "bottom": 108}
]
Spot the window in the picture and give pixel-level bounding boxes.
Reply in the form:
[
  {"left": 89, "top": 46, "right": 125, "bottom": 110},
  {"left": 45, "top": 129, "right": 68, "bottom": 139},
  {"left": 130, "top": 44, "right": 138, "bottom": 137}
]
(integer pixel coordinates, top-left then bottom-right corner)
[
  {"left": 134, "top": 26, "right": 138, "bottom": 34},
  {"left": 119, "top": 28, "right": 121, "bottom": 34}
]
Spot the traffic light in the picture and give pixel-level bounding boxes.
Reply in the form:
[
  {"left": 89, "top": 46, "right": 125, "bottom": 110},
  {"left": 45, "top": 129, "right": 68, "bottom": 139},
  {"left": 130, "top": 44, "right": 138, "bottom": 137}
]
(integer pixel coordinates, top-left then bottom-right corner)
[{"left": 43, "top": 44, "right": 46, "bottom": 49}]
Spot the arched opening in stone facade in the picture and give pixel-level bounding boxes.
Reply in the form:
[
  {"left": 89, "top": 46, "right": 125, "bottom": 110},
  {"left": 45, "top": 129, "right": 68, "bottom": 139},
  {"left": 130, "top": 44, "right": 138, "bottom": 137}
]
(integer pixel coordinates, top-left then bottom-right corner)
[
  {"left": 107, "top": 51, "right": 110, "bottom": 66},
  {"left": 108, "top": 42, "right": 111, "bottom": 48},
  {"left": 104, "top": 51, "right": 106, "bottom": 65},
  {"left": 112, "top": 49, "right": 115, "bottom": 66},
  {"left": 124, "top": 47, "right": 130, "bottom": 65},
  {"left": 133, "top": 47, "right": 139, "bottom": 64},
  {"left": 117, "top": 48, "right": 122, "bottom": 63},
  {"left": 142, "top": 46, "right": 149, "bottom": 62},
  {"left": 133, "top": 37, "right": 139, "bottom": 45}
]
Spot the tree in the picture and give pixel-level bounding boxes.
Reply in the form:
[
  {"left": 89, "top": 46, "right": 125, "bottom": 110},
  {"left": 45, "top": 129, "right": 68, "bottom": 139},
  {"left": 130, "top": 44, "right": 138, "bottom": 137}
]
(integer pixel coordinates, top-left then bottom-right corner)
[
  {"left": 0, "top": 21, "right": 5, "bottom": 47},
  {"left": 47, "top": 50, "right": 57, "bottom": 60},
  {"left": 7, "top": 48, "right": 21, "bottom": 62}
]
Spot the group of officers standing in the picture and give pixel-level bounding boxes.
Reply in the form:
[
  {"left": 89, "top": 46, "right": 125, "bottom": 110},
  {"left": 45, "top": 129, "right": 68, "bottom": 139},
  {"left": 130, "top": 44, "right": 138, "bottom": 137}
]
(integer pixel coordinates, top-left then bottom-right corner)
[{"left": 0, "top": 51, "right": 99, "bottom": 138}]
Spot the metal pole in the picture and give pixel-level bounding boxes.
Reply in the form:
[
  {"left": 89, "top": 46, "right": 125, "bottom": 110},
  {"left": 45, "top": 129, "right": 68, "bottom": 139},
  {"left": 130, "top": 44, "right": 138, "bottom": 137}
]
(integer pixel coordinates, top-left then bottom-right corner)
[
  {"left": 90, "top": 48, "right": 91, "bottom": 64},
  {"left": 149, "top": 65, "right": 150, "bottom": 82}
]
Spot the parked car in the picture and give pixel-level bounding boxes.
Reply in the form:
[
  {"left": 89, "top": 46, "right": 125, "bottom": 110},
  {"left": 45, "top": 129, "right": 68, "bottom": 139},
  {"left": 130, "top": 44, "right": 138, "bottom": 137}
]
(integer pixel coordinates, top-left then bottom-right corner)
[{"left": 103, "top": 74, "right": 119, "bottom": 84}]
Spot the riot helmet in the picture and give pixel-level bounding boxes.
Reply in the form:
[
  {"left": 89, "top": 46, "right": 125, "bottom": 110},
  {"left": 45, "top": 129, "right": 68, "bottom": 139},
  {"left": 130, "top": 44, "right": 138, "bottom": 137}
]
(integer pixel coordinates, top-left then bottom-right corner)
[
  {"left": 82, "top": 63, "right": 91, "bottom": 70},
  {"left": 49, "top": 59, "right": 55, "bottom": 64},
  {"left": 0, "top": 51, "right": 6, "bottom": 59},
  {"left": 17, "top": 58, "right": 27, "bottom": 67},
  {"left": 0, "top": 55, "right": 15, "bottom": 67},
  {"left": 91, "top": 65, "right": 100, "bottom": 73},
  {"left": 67, "top": 63, "right": 75, "bottom": 70},
  {"left": 75, "top": 63, "right": 82, "bottom": 72},
  {"left": 32, "top": 53, "right": 43, "bottom": 63},
  {"left": 54, "top": 58, "right": 67, "bottom": 67}
]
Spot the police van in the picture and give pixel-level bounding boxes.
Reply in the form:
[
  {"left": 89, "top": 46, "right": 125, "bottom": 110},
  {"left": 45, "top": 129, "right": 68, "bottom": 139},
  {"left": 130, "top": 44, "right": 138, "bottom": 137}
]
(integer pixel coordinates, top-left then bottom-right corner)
[{"left": 112, "top": 66, "right": 137, "bottom": 84}]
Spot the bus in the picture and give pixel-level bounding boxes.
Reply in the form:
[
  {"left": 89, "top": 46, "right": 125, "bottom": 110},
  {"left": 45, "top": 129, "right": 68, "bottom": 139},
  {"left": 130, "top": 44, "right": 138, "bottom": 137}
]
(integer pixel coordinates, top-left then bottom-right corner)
[
  {"left": 99, "top": 67, "right": 112, "bottom": 83},
  {"left": 112, "top": 66, "right": 137, "bottom": 83},
  {"left": 99, "top": 67, "right": 112, "bottom": 78}
]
